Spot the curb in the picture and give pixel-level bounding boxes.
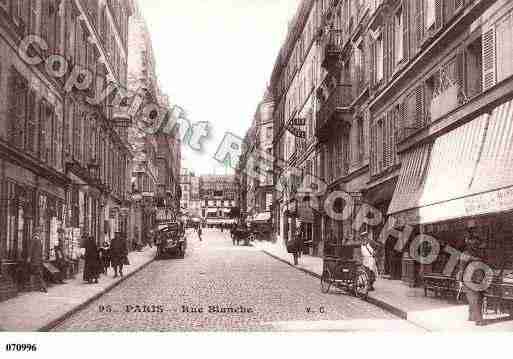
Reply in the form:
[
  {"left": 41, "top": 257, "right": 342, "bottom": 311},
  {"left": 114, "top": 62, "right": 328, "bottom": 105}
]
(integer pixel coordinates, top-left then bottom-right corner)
[
  {"left": 260, "top": 249, "right": 408, "bottom": 321},
  {"left": 39, "top": 254, "right": 156, "bottom": 332}
]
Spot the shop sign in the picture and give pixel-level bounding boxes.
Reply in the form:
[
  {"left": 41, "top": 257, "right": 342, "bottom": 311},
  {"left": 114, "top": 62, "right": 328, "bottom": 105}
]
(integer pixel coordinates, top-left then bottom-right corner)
[
  {"left": 465, "top": 186, "right": 513, "bottom": 216},
  {"left": 287, "top": 125, "right": 306, "bottom": 138},
  {"left": 290, "top": 118, "right": 306, "bottom": 126}
]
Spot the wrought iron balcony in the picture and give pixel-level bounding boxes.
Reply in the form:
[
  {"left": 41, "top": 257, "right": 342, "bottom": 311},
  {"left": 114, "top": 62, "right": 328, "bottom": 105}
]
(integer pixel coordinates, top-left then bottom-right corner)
[
  {"left": 321, "top": 29, "right": 344, "bottom": 70},
  {"left": 316, "top": 84, "right": 353, "bottom": 140}
]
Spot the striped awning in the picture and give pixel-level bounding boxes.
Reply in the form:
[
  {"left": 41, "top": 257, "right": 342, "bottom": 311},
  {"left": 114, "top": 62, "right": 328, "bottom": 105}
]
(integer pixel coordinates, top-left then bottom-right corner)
[
  {"left": 387, "top": 143, "right": 432, "bottom": 216},
  {"left": 388, "top": 100, "right": 513, "bottom": 224}
]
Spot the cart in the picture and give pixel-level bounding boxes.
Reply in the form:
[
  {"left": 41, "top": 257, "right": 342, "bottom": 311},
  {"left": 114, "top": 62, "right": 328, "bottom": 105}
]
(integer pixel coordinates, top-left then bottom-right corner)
[
  {"left": 320, "top": 256, "right": 371, "bottom": 298},
  {"left": 320, "top": 241, "right": 372, "bottom": 298}
]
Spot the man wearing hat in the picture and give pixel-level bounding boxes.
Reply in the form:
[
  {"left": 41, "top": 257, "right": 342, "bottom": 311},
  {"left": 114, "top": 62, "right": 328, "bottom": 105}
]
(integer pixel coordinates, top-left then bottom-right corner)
[{"left": 29, "top": 226, "right": 47, "bottom": 293}]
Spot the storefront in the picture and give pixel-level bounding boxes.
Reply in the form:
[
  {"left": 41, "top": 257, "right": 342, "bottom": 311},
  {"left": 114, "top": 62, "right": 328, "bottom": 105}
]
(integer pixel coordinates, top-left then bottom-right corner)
[
  {"left": 388, "top": 99, "right": 513, "bottom": 286},
  {"left": 0, "top": 158, "right": 67, "bottom": 293}
]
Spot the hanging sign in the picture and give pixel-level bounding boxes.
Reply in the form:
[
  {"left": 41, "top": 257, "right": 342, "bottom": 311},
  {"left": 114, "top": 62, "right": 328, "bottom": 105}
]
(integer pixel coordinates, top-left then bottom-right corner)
[
  {"left": 287, "top": 125, "right": 306, "bottom": 138},
  {"left": 290, "top": 118, "right": 306, "bottom": 126}
]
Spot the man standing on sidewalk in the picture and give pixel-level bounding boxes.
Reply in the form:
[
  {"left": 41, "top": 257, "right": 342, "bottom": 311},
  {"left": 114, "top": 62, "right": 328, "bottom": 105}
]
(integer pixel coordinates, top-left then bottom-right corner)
[{"left": 29, "top": 226, "right": 47, "bottom": 293}]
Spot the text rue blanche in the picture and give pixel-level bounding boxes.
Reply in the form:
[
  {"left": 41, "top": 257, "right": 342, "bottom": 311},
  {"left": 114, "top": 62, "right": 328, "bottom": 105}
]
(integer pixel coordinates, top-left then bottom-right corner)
[{"left": 182, "top": 305, "right": 254, "bottom": 314}]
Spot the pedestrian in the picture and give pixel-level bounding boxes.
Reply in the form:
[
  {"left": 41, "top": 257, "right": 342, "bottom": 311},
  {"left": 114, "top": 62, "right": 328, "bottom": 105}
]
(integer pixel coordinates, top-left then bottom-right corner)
[
  {"left": 84, "top": 236, "right": 101, "bottom": 284},
  {"left": 458, "top": 229, "right": 486, "bottom": 324},
  {"left": 99, "top": 240, "right": 111, "bottom": 274},
  {"left": 110, "top": 233, "right": 128, "bottom": 277},
  {"left": 197, "top": 225, "right": 202, "bottom": 241},
  {"left": 54, "top": 237, "right": 69, "bottom": 283},
  {"left": 287, "top": 226, "right": 303, "bottom": 266},
  {"left": 361, "top": 237, "right": 379, "bottom": 291},
  {"left": 29, "top": 226, "right": 47, "bottom": 292}
]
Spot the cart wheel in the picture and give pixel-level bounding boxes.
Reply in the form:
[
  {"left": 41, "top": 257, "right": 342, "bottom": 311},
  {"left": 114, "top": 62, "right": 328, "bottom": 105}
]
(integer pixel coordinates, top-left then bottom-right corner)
[
  {"left": 354, "top": 269, "right": 370, "bottom": 298},
  {"left": 321, "top": 268, "right": 332, "bottom": 294}
]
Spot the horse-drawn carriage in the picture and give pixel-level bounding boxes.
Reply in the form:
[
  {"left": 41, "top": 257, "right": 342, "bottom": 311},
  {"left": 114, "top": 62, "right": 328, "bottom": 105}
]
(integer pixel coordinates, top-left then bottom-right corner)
[{"left": 231, "top": 225, "right": 252, "bottom": 246}]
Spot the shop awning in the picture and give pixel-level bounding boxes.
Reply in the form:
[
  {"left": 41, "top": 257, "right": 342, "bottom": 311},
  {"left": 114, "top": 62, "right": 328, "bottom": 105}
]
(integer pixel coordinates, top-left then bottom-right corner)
[
  {"left": 387, "top": 142, "right": 432, "bottom": 216},
  {"left": 389, "top": 100, "right": 513, "bottom": 225}
]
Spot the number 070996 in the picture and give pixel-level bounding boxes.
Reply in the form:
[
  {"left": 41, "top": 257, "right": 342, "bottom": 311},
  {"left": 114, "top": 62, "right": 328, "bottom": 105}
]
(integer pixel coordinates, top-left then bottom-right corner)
[{"left": 5, "top": 344, "right": 37, "bottom": 352}]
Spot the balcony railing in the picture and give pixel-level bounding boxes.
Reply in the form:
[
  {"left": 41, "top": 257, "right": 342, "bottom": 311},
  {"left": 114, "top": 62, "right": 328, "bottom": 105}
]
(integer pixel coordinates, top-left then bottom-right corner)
[
  {"left": 316, "top": 84, "right": 353, "bottom": 136},
  {"left": 321, "top": 29, "right": 344, "bottom": 70}
]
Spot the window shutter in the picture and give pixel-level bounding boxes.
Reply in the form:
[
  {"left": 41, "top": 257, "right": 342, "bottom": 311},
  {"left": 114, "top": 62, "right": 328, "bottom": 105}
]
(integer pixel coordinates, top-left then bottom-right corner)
[
  {"left": 30, "top": 0, "right": 38, "bottom": 36},
  {"left": 382, "top": 23, "right": 389, "bottom": 81},
  {"left": 388, "top": 19, "right": 395, "bottom": 76},
  {"left": 482, "top": 28, "right": 496, "bottom": 91},
  {"left": 415, "top": 0, "right": 424, "bottom": 49},
  {"left": 370, "top": 123, "right": 375, "bottom": 174},
  {"left": 46, "top": 106, "right": 54, "bottom": 164},
  {"left": 369, "top": 38, "right": 376, "bottom": 88},
  {"left": 435, "top": 0, "right": 443, "bottom": 31},
  {"left": 55, "top": 111, "right": 62, "bottom": 169},
  {"left": 25, "top": 90, "right": 37, "bottom": 154},
  {"left": 39, "top": 102, "right": 46, "bottom": 161},
  {"left": 55, "top": 1, "right": 62, "bottom": 54},
  {"left": 415, "top": 85, "right": 425, "bottom": 128},
  {"left": 382, "top": 115, "right": 388, "bottom": 169},
  {"left": 402, "top": 0, "right": 410, "bottom": 62},
  {"left": 455, "top": 0, "right": 464, "bottom": 11},
  {"left": 7, "top": 72, "right": 19, "bottom": 147},
  {"left": 391, "top": 109, "right": 397, "bottom": 165}
]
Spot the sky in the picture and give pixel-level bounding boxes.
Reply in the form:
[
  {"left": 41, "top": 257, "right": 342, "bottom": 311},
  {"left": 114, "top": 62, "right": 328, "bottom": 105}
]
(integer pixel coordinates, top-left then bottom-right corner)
[{"left": 138, "top": 0, "right": 300, "bottom": 175}]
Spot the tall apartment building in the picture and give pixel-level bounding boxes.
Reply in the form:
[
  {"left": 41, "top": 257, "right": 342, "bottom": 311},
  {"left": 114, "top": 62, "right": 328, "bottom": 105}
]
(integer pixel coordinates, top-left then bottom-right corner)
[
  {"left": 270, "top": 0, "right": 513, "bottom": 286},
  {"left": 270, "top": 0, "right": 324, "bottom": 256},
  {"left": 179, "top": 168, "right": 201, "bottom": 219},
  {"left": 238, "top": 88, "right": 275, "bottom": 223},
  {"left": 199, "top": 175, "right": 237, "bottom": 226},
  {"left": 0, "top": 0, "right": 133, "bottom": 300}
]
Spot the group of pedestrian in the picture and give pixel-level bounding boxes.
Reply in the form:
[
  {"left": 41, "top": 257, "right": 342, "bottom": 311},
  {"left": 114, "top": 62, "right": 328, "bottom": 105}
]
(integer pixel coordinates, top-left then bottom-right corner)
[{"left": 83, "top": 233, "right": 129, "bottom": 283}]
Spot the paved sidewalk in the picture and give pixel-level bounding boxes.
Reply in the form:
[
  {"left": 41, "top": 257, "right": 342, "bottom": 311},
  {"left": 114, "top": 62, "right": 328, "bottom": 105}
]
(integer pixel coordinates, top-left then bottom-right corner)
[
  {"left": 256, "top": 241, "right": 513, "bottom": 332},
  {"left": 0, "top": 247, "right": 156, "bottom": 331}
]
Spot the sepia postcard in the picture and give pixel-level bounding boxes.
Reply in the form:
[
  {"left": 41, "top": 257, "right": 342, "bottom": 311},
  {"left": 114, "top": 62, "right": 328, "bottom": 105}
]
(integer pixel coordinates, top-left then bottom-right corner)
[{"left": 0, "top": 0, "right": 513, "bottom": 356}]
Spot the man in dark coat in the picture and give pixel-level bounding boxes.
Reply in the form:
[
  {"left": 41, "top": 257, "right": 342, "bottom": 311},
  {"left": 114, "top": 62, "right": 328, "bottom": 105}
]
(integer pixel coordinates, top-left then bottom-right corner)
[
  {"left": 110, "top": 233, "right": 128, "bottom": 277},
  {"left": 29, "top": 226, "right": 47, "bottom": 292},
  {"left": 84, "top": 236, "right": 101, "bottom": 283}
]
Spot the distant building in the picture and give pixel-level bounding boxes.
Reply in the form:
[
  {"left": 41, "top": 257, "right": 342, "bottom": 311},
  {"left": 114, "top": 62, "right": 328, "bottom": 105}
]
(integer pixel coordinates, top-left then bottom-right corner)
[
  {"left": 237, "top": 88, "right": 275, "bottom": 224},
  {"left": 199, "top": 175, "right": 237, "bottom": 225}
]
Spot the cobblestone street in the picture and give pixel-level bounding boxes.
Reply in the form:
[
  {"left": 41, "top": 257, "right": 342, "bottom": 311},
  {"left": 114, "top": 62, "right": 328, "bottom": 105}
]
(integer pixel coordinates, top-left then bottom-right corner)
[{"left": 54, "top": 230, "right": 423, "bottom": 331}]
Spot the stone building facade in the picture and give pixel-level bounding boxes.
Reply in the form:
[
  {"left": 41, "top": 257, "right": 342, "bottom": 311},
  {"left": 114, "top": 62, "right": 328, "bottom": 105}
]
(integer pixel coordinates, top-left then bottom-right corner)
[
  {"left": 267, "top": 0, "right": 513, "bottom": 285},
  {"left": 0, "top": 0, "right": 134, "bottom": 300}
]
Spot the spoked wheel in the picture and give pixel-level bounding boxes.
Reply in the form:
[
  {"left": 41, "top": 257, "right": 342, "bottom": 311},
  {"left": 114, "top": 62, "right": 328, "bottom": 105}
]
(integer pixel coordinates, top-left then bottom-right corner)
[
  {"left": 354, "top": 268, "right": 370, "bottom": 298},
  {"left": 321, "top": 268, "right": 333, "bottom": 294}
]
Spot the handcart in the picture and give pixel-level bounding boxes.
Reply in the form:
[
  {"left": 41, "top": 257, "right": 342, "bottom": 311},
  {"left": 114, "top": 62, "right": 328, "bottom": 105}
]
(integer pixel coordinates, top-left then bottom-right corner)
[{"left": 320, "top": 242, "right": 371, "bottom": 298}]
